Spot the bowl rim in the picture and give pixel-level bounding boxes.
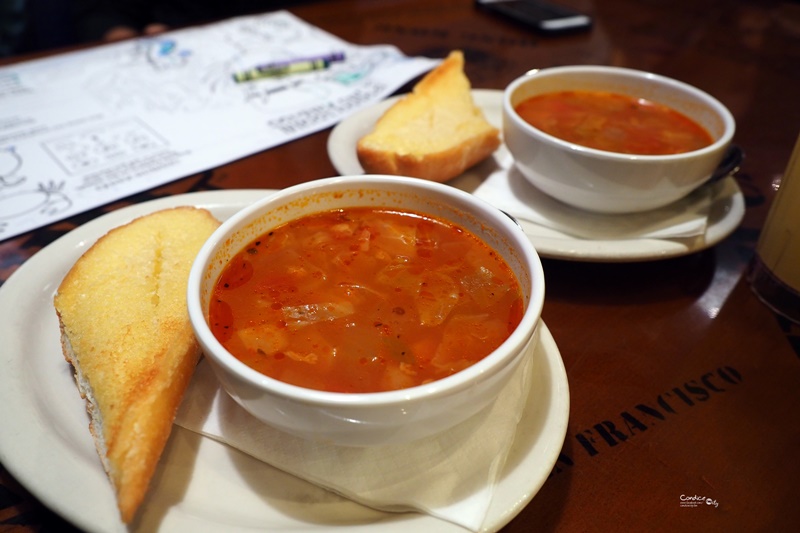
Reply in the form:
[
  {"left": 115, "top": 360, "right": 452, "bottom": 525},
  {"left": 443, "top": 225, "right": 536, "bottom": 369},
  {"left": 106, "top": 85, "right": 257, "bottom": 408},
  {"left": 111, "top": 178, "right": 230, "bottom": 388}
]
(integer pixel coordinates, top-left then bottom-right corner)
[
  {"left": 503, "top": 64, "right": 736, "bottom": 161},
  {"left": 187, "top": 175, "right": 546, "bottom": 408}
]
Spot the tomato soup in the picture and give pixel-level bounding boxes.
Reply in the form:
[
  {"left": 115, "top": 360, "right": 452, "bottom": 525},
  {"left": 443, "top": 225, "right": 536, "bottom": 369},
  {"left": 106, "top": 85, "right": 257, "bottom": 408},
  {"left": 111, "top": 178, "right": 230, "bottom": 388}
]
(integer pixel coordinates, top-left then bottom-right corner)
[
  {"left": 209, "top": 207, "right": 524, "bottom": 393},
  {"left": 514, "top": 90, "right": 714, "bottom": 155}
]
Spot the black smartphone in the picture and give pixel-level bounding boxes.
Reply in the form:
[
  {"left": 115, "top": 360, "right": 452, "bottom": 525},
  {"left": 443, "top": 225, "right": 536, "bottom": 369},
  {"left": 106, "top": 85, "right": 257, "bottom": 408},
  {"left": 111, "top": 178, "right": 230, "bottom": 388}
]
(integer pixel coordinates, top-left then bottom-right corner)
[{"left": 476, "top": 0, "right": 592, "bottom": 35}]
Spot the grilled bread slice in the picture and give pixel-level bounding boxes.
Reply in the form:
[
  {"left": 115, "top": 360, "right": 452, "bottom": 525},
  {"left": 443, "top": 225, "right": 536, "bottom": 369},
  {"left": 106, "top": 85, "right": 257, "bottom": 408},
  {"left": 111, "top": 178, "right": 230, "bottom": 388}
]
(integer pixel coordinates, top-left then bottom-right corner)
[
  {"left": 356, "top": 50, "right": 501, "bottom": 182},
  {"left": 53, "top": 206, "right": 220, "bottom": 523}
]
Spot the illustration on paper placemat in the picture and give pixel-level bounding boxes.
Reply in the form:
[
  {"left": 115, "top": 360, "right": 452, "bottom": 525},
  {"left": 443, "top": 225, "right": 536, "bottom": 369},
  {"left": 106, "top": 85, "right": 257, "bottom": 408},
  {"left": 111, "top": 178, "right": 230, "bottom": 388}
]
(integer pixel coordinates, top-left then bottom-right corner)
[
  {"left": 140, "top": 37, "right": 191, "bottom": 71},
  {"left": 0, "top": 180, "right": 72, "bottom": 234},
  {"left": 0, "top": 10, "right": 438, "bottom": 241},
  {"left": 0, "top": 146, "right": 24, "bottom": 188},
  {"left": 42, "top": 119, "right": 167, "bottom": 175},
  {"left": 81, "top": 11, "right": 407, "bottom": 115}
]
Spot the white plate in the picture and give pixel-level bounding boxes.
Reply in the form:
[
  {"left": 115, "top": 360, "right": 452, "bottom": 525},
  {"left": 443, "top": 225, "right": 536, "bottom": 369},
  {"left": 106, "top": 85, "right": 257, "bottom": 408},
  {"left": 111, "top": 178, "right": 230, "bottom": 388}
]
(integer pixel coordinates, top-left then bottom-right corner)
[
  {"left": 0, "top": 190, "right": 570, "bottom": 533},
  {"left": 327, "top": 90, "right": 745, "bottom": 262}
]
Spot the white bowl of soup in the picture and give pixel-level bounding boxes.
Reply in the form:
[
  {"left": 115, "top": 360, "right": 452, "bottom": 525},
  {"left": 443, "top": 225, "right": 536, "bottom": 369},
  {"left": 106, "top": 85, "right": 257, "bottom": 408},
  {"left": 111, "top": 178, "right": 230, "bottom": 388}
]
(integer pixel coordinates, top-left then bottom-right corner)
[
  {"left": 188, "top": 175, "right": 545, "bottom": 447},
  {"left": 503, "top": 65, "right": 735, "bottom": 213}
]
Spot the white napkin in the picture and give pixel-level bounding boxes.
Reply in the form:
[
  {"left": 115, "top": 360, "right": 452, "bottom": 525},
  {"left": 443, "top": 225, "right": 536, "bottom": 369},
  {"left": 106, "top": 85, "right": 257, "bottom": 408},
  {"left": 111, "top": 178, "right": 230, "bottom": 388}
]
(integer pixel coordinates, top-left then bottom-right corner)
[
  {"left": 174, "top": 334, "right": 536, "bottom": 532},
  {"left": 471, "top": 151, "right": 712, "bottom": 240}
]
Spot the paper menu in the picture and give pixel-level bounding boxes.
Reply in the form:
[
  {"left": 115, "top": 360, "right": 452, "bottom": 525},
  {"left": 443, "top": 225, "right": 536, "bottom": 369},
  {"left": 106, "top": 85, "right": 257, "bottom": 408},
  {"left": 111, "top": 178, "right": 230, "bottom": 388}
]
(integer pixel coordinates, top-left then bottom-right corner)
[{"left": 0, "top": 10, "right": 438, "bottom": 241}]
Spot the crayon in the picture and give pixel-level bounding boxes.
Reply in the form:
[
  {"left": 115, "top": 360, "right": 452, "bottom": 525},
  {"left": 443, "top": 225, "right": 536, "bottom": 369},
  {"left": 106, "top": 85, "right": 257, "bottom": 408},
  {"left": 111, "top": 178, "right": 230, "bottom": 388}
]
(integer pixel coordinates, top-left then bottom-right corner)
[
  {"left": 255, "top": 52, "right": 345, "bottom": 71},
  {"left": 232, "top": 52, "right": 345, "bottom": 83}
]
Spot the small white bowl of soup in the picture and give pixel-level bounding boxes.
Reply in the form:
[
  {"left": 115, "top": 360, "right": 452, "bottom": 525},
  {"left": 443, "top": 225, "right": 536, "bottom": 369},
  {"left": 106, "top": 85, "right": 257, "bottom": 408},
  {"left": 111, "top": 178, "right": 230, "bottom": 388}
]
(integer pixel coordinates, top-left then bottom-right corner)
[
  {"left": 188, "top": 175, "right": 545, "bottom": 447},
  {"left": 503, "top": 65, "right": 735, "bottom": 214}
]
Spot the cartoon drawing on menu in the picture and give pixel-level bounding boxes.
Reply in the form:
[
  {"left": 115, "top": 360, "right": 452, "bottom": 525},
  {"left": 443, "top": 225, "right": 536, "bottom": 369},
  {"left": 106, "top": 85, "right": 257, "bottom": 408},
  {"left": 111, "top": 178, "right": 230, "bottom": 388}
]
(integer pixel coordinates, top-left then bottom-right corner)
[
  {"left": 0, "top": 146, "right": 24, "bottom": 188},
  {"left": 0, "top": 118, "right": 166, "bottom": 234},
  {"left": 0, "top": 180, "right": 72, "bottom": 234},
  {"left": 0, "top": 11, "right": 436, "bottom": 240},
  {"left": 43, "top": 119, "right": 167, "bottom": 175},
  {"left": 142, "top": 37, "right": 191, "bottom": 71},
  {"left": 0, "top": 146, "right": 73, "bottom": 235},
  {"left": 82, "top": 12, "right": 396, "bottom": 114}
]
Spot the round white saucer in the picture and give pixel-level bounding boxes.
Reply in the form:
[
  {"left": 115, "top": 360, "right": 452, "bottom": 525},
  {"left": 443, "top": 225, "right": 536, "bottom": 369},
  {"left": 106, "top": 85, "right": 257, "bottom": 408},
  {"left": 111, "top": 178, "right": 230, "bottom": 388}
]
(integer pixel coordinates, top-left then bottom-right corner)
[{"left": 0, "top": 190, "right": 569, "bottom": 533}]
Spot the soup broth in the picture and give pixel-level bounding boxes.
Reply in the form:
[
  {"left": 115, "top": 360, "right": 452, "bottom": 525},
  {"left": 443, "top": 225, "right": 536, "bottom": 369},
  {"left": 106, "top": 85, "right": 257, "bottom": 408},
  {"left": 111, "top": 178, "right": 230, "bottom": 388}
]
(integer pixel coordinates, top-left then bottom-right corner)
[
  {"left": 515, "top": 90, "right": 714, "bottom": 155},
  {"left": 209, "top": 207, "right": 524, "bottom": 393}
]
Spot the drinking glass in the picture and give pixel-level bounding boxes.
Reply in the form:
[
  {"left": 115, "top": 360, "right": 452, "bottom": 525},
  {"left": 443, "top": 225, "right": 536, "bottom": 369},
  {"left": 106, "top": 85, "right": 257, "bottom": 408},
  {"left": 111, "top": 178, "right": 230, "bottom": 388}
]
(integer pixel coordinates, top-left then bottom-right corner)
[{"left": 748, "top": 133, "right": 800, "bottom": 323}]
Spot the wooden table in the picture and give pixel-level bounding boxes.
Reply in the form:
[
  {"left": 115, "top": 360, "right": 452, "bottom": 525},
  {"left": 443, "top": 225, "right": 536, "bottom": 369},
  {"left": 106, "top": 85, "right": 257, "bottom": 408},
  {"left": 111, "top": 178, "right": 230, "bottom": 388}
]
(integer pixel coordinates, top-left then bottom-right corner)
[{"left": 2, "top": 0, "right": 799, "bottom": 531}]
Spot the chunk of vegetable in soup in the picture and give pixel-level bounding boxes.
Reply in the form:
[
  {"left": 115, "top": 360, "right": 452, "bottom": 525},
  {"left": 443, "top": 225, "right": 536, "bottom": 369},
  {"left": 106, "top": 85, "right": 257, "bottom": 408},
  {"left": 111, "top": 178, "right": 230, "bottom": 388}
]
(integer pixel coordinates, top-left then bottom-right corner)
[
  {"left": 514, "top": 90, "right": 714, "bottom": 155},
  {"left": 209, "top": 207, "right": 524, "bottom": 393}
]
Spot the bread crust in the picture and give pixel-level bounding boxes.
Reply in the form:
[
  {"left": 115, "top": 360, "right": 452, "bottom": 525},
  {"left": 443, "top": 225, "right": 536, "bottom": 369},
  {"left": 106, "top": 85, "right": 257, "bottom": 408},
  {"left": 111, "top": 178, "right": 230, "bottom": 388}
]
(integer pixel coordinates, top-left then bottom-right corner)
[
  {"left": 54, "top": 206, "right": 220, "bottom": 523},
  {"left": 356, "top": 50, "right": 501, "bottom": 182},
  {"left": 357, "top": 133, "right": 501, "bottom": 183}
]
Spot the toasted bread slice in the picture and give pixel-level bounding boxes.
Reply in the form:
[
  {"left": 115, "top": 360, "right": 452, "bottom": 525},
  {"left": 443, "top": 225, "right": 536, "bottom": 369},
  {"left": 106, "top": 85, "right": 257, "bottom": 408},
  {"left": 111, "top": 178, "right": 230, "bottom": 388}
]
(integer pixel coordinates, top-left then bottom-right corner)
[
  {"left": 53, "top": 206, "right": 220, "bottom": 523},
  {"left": 356, "top": 50, "right": 501, "bottom": 182}
]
